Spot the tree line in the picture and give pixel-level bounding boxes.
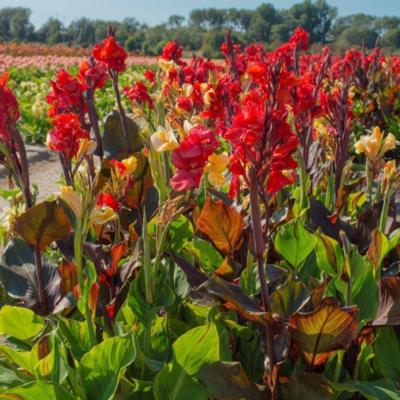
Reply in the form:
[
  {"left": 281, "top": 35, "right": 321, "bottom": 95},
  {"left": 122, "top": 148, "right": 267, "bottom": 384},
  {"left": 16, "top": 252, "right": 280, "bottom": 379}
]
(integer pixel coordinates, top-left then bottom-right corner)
[{"left": 1, "top": 1, "right": 400, "bottom": 56}]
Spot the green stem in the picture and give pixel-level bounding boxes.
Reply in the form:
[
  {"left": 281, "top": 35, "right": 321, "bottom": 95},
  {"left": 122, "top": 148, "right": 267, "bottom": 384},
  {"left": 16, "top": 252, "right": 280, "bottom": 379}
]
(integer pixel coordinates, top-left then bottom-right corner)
[
  {"left": 142, "top": 209, "right": 153, "bottom": 304},
  {"left": 296, "top": 151, "right": 309, "bottom": 211},
  {"left": 379, "top": 186, "right": 392, "bottom": 233},
  {"left": 74, "top": 225, "right": 96, "bottom": 347},
  {"left": 333, "top": 351, "right": 344, "bottom": 383},
  {"left": 366, "top": 159, "right": 373, "bottom": 204}
]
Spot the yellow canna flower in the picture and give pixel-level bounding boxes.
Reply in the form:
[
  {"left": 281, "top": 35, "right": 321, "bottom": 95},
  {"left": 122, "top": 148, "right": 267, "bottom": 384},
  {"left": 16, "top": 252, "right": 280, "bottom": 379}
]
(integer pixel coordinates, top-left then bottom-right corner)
[
  {"left": 182, "top": 83, "right": 193, "bottom": 97},
  {"left": 59, "top": 186, "right": 82, "bottom": 219},
  {"left": 355, "top": 127, "right": 396, "bottom": 162},
  {"left": 150, "top": 126, "right": 179, "bottom": 152},
  {"left": 158, "top": 59, "right": 175, "bottom": 72},
  {"left": 89, "top": 206, "right": 117, "bottom": 226},
  {"left": 121, "top": 156, "right": 137, "bottom": 177},
  {"left": 384, "top": 160, "right": 396, "bottom": 181},
  {"left": 203, "top": 88, "right": 216, "bottom": 106},
  {"left": 381, "top": 133, "right": 396, "bottom": 154},
  {"left": 76, "top": 138, "right": 97, "bottom": 161},
  {"left": 205, "top": 153, "right": 229, "bottom": 188}
]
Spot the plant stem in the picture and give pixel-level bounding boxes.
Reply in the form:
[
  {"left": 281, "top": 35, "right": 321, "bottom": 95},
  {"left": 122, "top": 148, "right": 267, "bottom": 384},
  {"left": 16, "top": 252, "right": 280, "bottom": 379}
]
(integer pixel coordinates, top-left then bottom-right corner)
[
  {"left": 33, "top": 246, "right": 48, "bottom": 315},
  {"left": 142, "top": 209, "right": 153, "bottom": 304},
  {"left": 379, "top": 186, "right": 392, "bottom": 233},
  {"left": 86, "top": 89, "right": 103, "bottom": 160},
  {"left": 74, "top": 225, "right": 96, "bottom": 347},
  {"left": 366, "top": 159, "right": 373, "bottom": 204},
  {"left": 248, "top": 168, "right": 276, "bottom": 399},
  {"left": 333, "top": 350, "right": 344, "bottom": 382},
  {"left": 110, "top": 69, "right": 131, "bottom": 152},
  {"left": 296, "top": 151, "right": 309, "bottom": 211}
]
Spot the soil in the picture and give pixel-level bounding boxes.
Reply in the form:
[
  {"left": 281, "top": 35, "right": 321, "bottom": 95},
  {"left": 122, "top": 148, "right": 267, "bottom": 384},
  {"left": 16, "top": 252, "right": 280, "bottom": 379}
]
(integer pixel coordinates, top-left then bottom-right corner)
[{"left": 0, "top": 145, "right": 62, "bottom": 210}]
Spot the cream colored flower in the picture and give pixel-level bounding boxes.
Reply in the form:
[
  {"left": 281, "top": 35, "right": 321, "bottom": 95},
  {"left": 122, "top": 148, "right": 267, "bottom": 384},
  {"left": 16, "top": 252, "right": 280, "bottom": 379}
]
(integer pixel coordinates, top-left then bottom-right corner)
[
  {"left": 355, "top": 127, "right": 396, "bottom": 162},
  {"left": 59, "top": 186, "right": 82, "bottom": 219},
  {"left": 158, "top": 59, "right": 175, "bottom": 72},
  {"left": 150, "top": 126, "right": 179, "bottom": 152}
]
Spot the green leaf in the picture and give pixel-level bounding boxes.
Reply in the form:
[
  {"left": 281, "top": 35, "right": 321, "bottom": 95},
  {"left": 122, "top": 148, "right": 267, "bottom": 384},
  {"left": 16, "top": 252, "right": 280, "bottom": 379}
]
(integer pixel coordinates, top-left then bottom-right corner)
[
  {"left": 0, "top": 380, "right": 74, "bottom": 400},
  {"left": 153, "top": 363, "right": 208, "bottom": 400},
  {"left": 14, "top": 200, "right": 71, "bottom": 251},
  {"left": 315, "top": 233, "right": 343, "bottom": 276},
  {"left": 79, "top": 334, "right": 136, "bottom": 400},
  {"left": 352, "top": 269, "right": 379, "bottom": 322},
  {"left": 374, "top": 327, "right": 400, "bottom": 381},
  {"left": 173, "top": 322, "right": 220, "bottom": 375},
  {"left": 0, "top": 306, "right": 45, "bottom": 341},
  {"left": 332, "top": 379, "right": 400, "bottom": 400},
  {"left": 184, "top": 238, "right": 223, "bottom": 273},
  {"left": 281, "top": 373, "right": 334, "bottom": 400},
  {"left": 270, "top": 277, "right": 310, "bottom": 319},
  {"left": 197, "top": 361, "right": 264, "bottom": 400},
  {"left": 274, "top": 219, "right": 317, "bottom": 269},
  {"left": 101, "top": 110, "right": 143, "bottom": 159}
]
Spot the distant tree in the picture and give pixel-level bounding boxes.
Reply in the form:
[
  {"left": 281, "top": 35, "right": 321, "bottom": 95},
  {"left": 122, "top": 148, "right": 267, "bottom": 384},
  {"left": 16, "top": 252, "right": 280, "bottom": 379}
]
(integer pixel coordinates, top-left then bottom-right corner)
[
  {"left": 37, "top": 18, "right": 65, "bottom": 44},
  {"left": 0, "top": 7, "right": 34, "bottom": 42},
  {"left": 246, "top": 3, "right": 280, "bottom": 43}
]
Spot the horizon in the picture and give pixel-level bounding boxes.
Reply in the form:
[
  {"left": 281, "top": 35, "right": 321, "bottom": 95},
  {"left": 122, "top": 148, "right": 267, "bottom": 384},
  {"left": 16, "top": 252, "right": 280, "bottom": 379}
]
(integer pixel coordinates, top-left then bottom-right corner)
[{"left": 0, "top": 0, "right": 399, "bottom": 28}]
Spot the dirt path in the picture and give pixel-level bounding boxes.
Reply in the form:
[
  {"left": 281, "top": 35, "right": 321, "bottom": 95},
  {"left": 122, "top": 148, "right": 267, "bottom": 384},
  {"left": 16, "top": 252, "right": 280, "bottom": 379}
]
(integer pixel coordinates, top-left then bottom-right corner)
[{"left": 0, "top": 146, "right": 62, "bottom": 209}]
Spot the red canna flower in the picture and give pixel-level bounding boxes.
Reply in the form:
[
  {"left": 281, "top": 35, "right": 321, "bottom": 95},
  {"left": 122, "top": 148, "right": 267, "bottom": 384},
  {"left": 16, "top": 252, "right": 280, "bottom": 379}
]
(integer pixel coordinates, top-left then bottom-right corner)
[
  {"left": 97, "top": 192, "right": 120, "bottom": 212},
  {"left": 160, "top": 40, "right": 183, "bottom": 62},
  {"left": 109, "top": 159, "right": 126, "bottom": 175},
  {"left": 176, "top": 96, "right": 193, "bottom": 113},
  {"left": 171, "top": 124, "right": 219, "bottom": 191},
  {"left": 124, "top": 81, "right": 154, "bottom": 108},
  {"left": 144, "top": 69, "right": 156, "bottom": 84},
  {"left": 93, "top": 35, "right": 127, "bottom": 72},
  {"left": 105, "top": 303, "right": 116, "bottom": 319},
  {"left": 0, "top": 72, "right": 20, "bottom": 136},
  {"left": 46, "top": 113, "right": 89, "bottom": 158},
  {"left": 289, "top": 27, "right": 309, "bottom": 51},
  {"left": 78, "top": 59, "right": 108, "bottom": 90},
  {"left": 46, "top": 69, "right": 85, "bottom": 117}
]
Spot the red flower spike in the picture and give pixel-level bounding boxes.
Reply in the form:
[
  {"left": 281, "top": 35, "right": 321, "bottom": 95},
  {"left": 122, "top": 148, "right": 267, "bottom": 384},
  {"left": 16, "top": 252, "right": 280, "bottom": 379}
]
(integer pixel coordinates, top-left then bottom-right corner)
[
  {"left": 171, "top": 124, "right": 219, "bottom": 192},
  {"left": 97, "top": 193, "right": 120, "bottom": 212},
  {"left": 93, "top": 35, "right": 127, "bottom": 72},
  {"left": 47, "top": 113, "right": 89, "bottom": 159}
]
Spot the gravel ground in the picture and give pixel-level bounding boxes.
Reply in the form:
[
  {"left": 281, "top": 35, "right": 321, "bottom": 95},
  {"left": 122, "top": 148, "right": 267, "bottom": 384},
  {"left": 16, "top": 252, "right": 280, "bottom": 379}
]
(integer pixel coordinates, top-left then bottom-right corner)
[{"left": 0, "top": 145, "right": 62, "bottom": 210}]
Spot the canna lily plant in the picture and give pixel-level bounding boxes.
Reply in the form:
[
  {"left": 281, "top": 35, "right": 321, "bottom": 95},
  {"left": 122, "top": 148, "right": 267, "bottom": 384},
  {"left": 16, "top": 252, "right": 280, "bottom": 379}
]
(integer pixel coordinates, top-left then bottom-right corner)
[{"left": 1, "top": 28, "right": 400, "bottom": 400}]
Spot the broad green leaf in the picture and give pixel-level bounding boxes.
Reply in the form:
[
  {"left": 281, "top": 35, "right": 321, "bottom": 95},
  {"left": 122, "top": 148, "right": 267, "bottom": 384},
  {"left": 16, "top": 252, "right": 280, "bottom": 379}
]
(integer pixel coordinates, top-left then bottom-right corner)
[
  {"left": 101, "top": 110, "right": 143, "bottom": 159},
  {"left": 197, "top": 197, "right": 244, "bottom": 254},
  {"left": 153, "top": 362, "right": 208, "bottom": 400},
  {"left": 281, "top": 373, "right": 334, "bottom": 400},
  {"left": 0, "top": 380, "right": 74, "bottom": 400},
  {"left": 0, "top": 344, "right": 38, "bottom": 374},
  {"left": 197, "top": 361, "right": 264, "bottom": 400},
  {"left": 367, "top": 229, "right": 389, "bottom": 271},
  {"left": 332, "top": 379, "right": 400, "bottom": 400},
  {"left": 0, "top": 364, "right": 26, "bottom": 390},
  {"left": 315, "top": 233, "right": 343, "bottom": 276},
  {"left": 173, "top": 322, "right": 220, "bottom": 375},
  {"left": 288, "top": 298, "right": 358, "bottom": 367},
  {"left": 200, "top": 276, "right": 265, "bottom": 323},
  {"left": 274, "top": 219, "right": 317, "bottom": 269},
  {"left": 270, "top": 277, "right": 310, "bottom": 319},
  {"left": 352, "top": 269, "right": 379, "bottom": 322},
  {"left": 374, "top": 327, "right": 400, "bottom": 381},
  {"left": 184, "top": 238, "right": 223, "bottom": 273},
  {"left": 0, "top": 306, "right": 45, "bottom": 340},
  {"left": 14, "top": 200, "right": 71, "bottom": 251},
  {"left": 79, "top": 334, "right": 136, "bottom": 400}
]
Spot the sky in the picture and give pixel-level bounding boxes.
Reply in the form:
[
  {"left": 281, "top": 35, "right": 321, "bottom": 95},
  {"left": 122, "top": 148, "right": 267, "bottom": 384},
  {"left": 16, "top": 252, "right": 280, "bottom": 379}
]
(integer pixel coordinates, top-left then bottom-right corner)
[{"left": 0, "top": 0, "right": 399, "bottom": 27}]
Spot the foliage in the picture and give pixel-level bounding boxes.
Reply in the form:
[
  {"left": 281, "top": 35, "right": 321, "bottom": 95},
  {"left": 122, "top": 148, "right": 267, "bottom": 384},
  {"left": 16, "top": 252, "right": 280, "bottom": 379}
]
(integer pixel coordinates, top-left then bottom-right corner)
[{"left": 1, "top": 27, "right": 400, "bottom": 400}]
